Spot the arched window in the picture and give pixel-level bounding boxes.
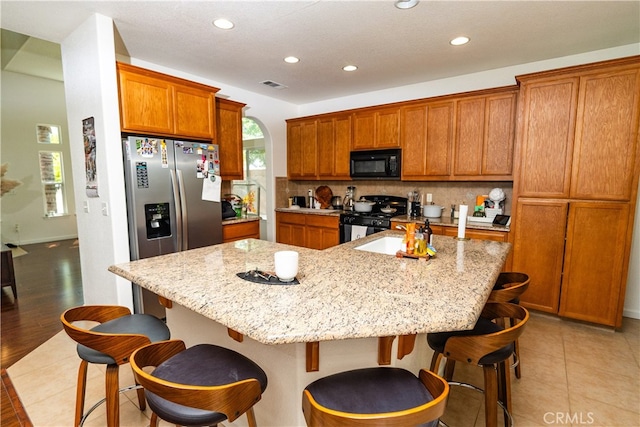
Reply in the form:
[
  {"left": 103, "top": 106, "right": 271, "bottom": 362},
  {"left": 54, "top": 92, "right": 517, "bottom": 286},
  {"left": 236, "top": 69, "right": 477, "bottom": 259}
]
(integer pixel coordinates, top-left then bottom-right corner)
[{"left": 231, "top": 118, "right": 267, "bottom": 219}]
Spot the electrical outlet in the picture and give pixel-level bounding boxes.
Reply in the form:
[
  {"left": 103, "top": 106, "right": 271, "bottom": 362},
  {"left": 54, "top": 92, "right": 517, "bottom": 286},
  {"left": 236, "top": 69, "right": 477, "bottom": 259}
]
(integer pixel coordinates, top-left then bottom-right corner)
[{"left": 14, "top": 223, "right": 19, "bottom": 233}]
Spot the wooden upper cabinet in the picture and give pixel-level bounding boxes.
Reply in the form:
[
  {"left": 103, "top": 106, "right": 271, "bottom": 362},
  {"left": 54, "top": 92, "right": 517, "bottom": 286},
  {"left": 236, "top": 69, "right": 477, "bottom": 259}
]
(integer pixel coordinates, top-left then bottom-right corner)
[
  {"left": 217, "top": 98, "right": 246, "bottom": 181},
  {"left": 515, "top": 77, "right": 579, "bottom": 198},
  {"left": 570, "top": 67, "right": 640, "bottom": 201},
  {"left": 173, "top": 85, "right": 215, "bottom": 139},
  {"left": 352, "top": 106, "right": 400, "bottom": 150},
  {"left": 516, "top": 59, "right": 640, "bottom": 202},
  {"left": 424, "top": 101, "right": 454, "bottom": 177},
  {"left": 454, "top": 90, "right": 517, "bottom": 179},
  {"left": 401, "top": 103, "right": 428, "bottom": 179},
  {"left": 116, "top": 62, "right": 219, "bottom": 140},
  {"left": 453, "top": 97, "right": 484, "bottom": 176},
  {"left": 401, "top": 101, "right": 456, "bottom": 179},
  {"left": 483, "top": 92, "right": 517, "bottom": 176},
  {"left": 287, "top": 119, "right": 318, "bottom": 179},
  {"left": 118, "top": 65, "right": 174, "bottom": 135},
  {"left": 559, "top": 202, "right": 630, "bottom": 326},
  {"left": 317, "top": 114, "right": 351, "bottom": 180}
]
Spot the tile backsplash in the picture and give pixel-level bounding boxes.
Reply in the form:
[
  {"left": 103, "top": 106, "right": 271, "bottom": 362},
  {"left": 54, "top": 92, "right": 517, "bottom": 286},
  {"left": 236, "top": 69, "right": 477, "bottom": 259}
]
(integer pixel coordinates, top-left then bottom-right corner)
[{"left": 276, "top": 178, "right": 513, "bottom": 214}]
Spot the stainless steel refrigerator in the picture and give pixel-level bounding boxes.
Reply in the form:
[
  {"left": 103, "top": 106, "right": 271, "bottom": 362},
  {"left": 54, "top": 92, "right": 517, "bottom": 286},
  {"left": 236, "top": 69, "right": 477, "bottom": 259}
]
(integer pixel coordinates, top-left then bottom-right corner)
[{"left": 123, "top": 136, "right": 223, "bottom": 318}]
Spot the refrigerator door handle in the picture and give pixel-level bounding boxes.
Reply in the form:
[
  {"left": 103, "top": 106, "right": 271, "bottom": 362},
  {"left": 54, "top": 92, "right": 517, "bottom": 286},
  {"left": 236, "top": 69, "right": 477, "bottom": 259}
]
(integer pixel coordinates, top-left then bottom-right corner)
[
  {"left": 176, "top": 169, "right": 189, "bottom": 250},
  {"left": 170, "top": 169, "right": 183, "bottom": 252}
]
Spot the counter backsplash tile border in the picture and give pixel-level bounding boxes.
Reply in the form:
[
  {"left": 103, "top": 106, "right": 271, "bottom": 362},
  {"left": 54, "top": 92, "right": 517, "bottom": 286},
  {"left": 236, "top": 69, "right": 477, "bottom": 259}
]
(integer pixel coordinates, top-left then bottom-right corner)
[{"left": 275, "top": 177, "right": 513, "bottom": 215}]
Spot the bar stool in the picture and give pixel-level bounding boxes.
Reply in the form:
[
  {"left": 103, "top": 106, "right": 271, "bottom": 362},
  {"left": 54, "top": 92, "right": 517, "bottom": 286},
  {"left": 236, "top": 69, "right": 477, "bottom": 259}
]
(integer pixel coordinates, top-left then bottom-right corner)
[
  {"left": 427, "top": 302, "right": 529, "bottom": 427},
  {"left": 61, "top": 305, "right": 170, "bottom": 426},
  {"left": 302, "top": 367, "right": 449, "bottom": 426},
  {"left": 130, "top": 340, "right": 268, "bottom": 427},
  {"left": 488, "top": 272, "right": 530, "bottom": 379}
]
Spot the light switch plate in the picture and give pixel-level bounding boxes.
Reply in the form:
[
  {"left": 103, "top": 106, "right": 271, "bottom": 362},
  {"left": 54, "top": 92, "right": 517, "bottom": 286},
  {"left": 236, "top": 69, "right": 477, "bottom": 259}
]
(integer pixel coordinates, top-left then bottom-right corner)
[{"left": 101, "top": 202, "right": 109, "bottom": 216}]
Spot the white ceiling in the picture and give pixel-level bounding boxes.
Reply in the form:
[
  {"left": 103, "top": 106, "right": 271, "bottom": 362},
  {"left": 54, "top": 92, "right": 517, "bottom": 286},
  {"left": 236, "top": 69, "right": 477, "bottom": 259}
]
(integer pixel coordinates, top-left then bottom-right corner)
[{"left": 1, "top": 1, "right": 639, "bottom": 104}]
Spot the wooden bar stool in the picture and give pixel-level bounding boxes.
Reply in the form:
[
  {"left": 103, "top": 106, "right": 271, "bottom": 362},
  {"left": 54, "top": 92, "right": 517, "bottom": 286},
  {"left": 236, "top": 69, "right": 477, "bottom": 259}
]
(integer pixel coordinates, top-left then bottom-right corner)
[
  {"left": 489, "top": 272, "right": 529, "bottom": 379},
  {"left": 427, "top": 302, "right": 529, "bottom": 427},
  {"left": 130, "top": 340, "right": 268, "bottom": 427},
  {"left": 302, "top": 367, "right": 449, "bottom": 426},
  {"left": 61, "top": 305, "right": 170, "bottom": 426}
]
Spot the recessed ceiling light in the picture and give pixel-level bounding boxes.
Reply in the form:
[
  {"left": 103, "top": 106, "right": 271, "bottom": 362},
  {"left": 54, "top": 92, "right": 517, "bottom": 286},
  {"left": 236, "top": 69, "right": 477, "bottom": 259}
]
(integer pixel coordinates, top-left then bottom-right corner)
[
  {"left": 284, "top": 56, "right": 300, "bottom": 64},
  {"left": 450, "top": 36, "right": 470, "bottom": 46},
  {"left": 213, "top": 19, "right": 234, "bottom": 30},
  {"left": 343, "top": 65, "right": 358, "bottom": 72},
  {"left": 395, "top": 0, "right": 419, "bottom": 9}
]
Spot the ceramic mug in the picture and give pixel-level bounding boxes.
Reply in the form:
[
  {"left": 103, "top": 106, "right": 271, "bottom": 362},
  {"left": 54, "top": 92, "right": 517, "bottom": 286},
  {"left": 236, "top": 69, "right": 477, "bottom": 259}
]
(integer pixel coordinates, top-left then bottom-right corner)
[{"left": 274, "top": 251, "right": 298, "bottom": 282}]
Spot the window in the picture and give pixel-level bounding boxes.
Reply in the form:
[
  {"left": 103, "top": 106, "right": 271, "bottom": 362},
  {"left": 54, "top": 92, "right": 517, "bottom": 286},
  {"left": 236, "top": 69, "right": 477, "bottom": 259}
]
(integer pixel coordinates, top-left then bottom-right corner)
[
  {"left": 36, "top": 124, "right": 61, "bottom": 144},
  {"left": 37, "top": 124, "right": 67, "bottom": 216},
  {"left": 231, "top": 118, "right": 267, "bottom": 218}
]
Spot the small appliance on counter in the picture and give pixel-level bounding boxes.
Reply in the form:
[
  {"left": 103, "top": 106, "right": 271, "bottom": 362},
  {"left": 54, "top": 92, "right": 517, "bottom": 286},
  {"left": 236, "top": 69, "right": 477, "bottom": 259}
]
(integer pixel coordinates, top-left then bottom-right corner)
[
  {"left": 343, "top": 186, "right": 356, "bottom": 211},
  {"left": 331, "top": 195, "right": 343, "bottom": 210},
  {"left": 291, "top": 196, "right": 307, "bottom": 208},
  {"left": 468, "top": 188, "right": 506, "bottom": 223}
]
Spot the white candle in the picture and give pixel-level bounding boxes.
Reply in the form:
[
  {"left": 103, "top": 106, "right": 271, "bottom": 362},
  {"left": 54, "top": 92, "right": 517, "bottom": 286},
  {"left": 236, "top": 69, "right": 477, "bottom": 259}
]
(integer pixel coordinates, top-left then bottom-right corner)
[{"left": 457, "top": 204, "right": 468, "bottom": 238}]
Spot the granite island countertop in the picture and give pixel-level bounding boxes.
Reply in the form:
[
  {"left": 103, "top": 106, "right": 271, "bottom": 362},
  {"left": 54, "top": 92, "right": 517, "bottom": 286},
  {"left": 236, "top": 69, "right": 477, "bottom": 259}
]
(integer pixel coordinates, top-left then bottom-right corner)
[{"left": 109, "top": 231, "right": 510, "bottom": 345}]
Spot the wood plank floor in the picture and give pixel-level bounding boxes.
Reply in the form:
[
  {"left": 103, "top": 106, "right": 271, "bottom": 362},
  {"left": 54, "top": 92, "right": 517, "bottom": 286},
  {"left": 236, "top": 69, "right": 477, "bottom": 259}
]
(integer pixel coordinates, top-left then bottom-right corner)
[{"left": 1, "top": 239, "right": 83, "bottom": 426}]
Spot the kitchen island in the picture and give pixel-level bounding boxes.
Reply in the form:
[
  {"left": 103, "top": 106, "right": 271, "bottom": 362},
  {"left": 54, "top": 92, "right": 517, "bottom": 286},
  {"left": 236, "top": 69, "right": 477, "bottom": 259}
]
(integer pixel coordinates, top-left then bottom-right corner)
[{"left": 109, "top": 231, "right": 510, "bottom": 426}]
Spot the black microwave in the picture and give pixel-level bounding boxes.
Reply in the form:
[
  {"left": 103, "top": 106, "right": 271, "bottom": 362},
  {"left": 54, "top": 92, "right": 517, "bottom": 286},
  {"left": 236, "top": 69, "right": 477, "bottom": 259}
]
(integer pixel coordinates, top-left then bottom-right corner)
[{"left": 350, "top": 149, "right": 401, "bottom": 179}]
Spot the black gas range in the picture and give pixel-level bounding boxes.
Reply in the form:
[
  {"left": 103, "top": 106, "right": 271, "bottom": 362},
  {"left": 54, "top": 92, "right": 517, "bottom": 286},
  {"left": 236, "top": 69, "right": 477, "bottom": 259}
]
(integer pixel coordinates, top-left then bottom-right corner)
[{"left": 339, "top": 195, "right": 408, "bottom": 243}]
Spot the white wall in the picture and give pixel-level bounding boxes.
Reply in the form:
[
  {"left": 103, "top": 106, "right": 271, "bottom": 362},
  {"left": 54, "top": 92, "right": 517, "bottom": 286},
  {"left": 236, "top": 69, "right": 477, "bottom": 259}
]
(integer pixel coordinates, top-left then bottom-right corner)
[
  {"left": 0, "top": 70, "right": 78, "bottom": 244},
  {"left": 61, "top": 14, "right": 133, "bottom": 308}
]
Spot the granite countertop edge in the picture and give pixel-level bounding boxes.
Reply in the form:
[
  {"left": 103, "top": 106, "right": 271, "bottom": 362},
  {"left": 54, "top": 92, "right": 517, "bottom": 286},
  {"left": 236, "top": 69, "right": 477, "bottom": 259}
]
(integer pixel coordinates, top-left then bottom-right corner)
[
  {"left": 222, "top": 216, "right": 261, "bottom": 225},
  {"left": 109, "top": 233, "right": 511, "bottom": 345}
]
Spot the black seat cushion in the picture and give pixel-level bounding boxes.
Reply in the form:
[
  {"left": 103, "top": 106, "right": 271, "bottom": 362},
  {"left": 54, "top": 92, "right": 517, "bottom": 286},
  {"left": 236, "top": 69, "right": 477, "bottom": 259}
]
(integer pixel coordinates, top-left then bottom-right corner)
[
  {"left": 77, "top": 314, "right": 170, "bottom": 364},
  {"left": 145, "top": 344, "right": 268, "bottom": 426},
  {"left": 427, "top": 317, "right": 514, "bottom": 365},
  {"left": 305, "top": 367, "right": 439, "bottom": 427}
]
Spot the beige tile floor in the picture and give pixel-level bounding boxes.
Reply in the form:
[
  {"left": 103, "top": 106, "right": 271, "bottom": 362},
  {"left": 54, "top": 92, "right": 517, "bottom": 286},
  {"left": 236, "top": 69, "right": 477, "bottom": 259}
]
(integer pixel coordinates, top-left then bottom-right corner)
[{"left": 6, "top": 312, "right": 640, "bottom": 427}]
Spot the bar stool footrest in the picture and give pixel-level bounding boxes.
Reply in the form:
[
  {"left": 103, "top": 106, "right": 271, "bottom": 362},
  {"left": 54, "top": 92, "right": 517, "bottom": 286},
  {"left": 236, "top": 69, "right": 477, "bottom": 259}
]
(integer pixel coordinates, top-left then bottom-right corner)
[
  {"left": 439, "top": 381, "right": 513, "bottom": 427},
  {"left": 79, "top": 384, "right": 143, "bottom": 426}
]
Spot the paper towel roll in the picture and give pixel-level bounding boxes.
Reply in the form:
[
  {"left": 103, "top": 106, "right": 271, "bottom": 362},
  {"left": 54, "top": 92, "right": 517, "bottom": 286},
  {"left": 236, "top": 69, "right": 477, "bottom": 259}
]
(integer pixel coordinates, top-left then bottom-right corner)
[{"left": 458, "top": 205, "right": 468, "bottom": 239}]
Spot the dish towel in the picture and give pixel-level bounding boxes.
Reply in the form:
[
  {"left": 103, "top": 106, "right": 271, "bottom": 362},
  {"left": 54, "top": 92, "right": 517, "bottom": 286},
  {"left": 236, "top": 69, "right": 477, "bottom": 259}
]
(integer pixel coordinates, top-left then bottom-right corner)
[{"left": 351, "top": 225, "right": 369, "bottom": 241}]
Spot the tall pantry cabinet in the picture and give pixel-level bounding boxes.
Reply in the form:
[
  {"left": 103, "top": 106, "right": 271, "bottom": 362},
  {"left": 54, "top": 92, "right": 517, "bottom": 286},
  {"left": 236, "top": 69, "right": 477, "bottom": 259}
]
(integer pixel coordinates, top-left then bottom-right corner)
[{"left": 512, "top": 57, "right": 640, "bottom": 327}]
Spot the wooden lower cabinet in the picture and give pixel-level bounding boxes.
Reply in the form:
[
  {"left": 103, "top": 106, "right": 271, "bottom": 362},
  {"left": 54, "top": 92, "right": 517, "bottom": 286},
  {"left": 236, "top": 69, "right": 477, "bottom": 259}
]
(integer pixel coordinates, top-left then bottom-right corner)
[
  {"left": 222, "top": 220, "right": 260, "bottom": 243},
  {"left": 558, "top": 202, "right": 630, "bottom": 326},
  {"left": 511, "top": 200, "right": 568, "bottom": 314},
  {"left": 513, "top": 199, "right": 631, "bottom": 327},
  {"left": 441, "top": 226, "right": 508, "bottom": 242},
  {"left": 305, "top": 215, "right": 340, "bottom": 250},
  {"left": 276, "top": 212, "right": 339, "bottom": 249}
]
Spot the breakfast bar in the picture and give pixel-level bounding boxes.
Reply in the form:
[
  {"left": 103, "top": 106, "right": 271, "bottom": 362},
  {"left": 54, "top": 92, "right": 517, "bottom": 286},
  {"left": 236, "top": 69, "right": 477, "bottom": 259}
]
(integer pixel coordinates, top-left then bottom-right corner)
[{"left": 109, "top": 231, "right": 511, "bottom": 426}]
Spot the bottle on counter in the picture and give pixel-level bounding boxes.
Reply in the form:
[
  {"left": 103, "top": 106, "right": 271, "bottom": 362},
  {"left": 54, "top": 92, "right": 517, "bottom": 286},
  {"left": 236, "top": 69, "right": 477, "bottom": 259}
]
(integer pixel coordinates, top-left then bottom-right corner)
[
  {"left": 406, "top": 223, "right": 416, "bottom": 254},
  {"left": 415, "top": 227, "right": 427, "bottom": 256},
  {"left": 424, "top": 219, "right": 433, "bottom": 246}
]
